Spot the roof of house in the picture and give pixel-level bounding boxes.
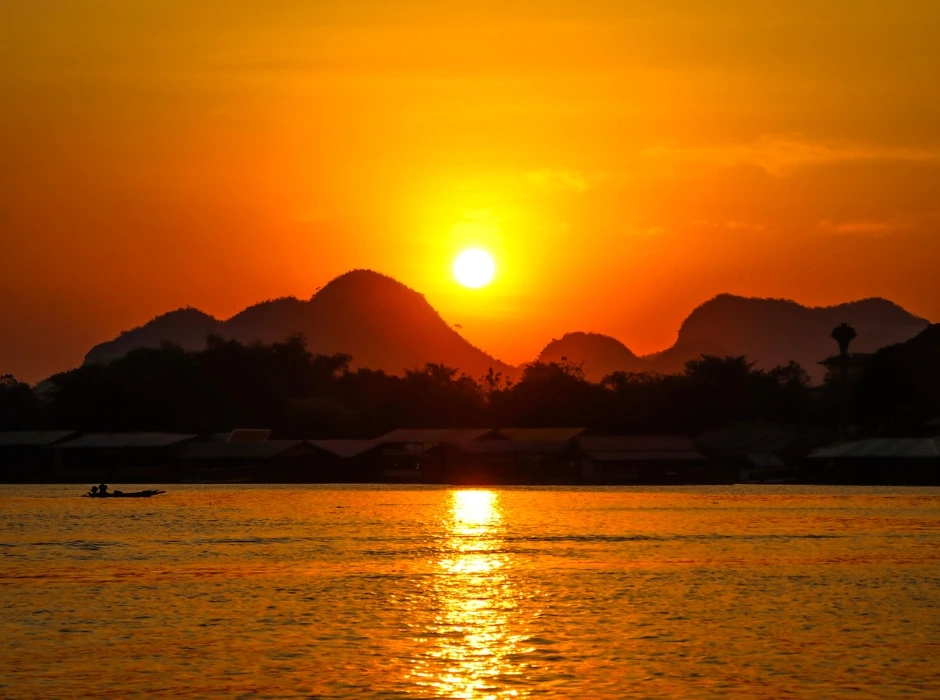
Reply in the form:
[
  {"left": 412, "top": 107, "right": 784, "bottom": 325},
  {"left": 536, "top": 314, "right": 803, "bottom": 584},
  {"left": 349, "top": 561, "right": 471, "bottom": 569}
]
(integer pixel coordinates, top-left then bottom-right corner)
[
  {"left": 227, "top": 429, "right": 271, "bottom": 443},
  {"left": 810, "top": 438, "right": 940, "bottom": 459},
  {"left": 578, "top": 435, "right": 704, "bottom": 461},
  {"left": 577, "top": 435, "right": 699, "bottom": 453},
  {"left": 307, "top": 440, "right": 382, "bottom": 458},
  {"left": 54, "top": 433, "right": 198, "bottom": 449},
  {"left": 695, "top": 423, "right": 830, "bottom": 456},
  {"left": 447, "top": 440, "right": 572, "bottom": 455},
  {"left": 498, "top": 427, "right": 586, "bottom": 442},
  {"left": 585, "top": 450, "right": 705, "bottom": 462},
  {"left": 746, "top": 454, "right": 788, "bottom": 469},
  {"left": 376, "top": 428, "right": 498, "bottom": 444},
  {"left": 182, "top": 440, "right": 308, "bottom": 460},
  {"left": 0, "top": 431, "right": 77, "bottom": 447}
]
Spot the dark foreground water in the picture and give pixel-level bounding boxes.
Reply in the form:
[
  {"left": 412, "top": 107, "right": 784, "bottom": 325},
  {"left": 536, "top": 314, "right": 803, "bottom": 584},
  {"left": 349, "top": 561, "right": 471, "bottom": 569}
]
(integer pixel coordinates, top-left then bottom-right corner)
[{"left": 1, "top": 485, "right": 939, "bottom": 699}]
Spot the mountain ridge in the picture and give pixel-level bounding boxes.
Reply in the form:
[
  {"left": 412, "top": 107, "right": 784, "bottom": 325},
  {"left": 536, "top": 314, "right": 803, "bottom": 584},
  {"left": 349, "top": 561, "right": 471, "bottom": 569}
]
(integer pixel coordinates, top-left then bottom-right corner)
[
  {"left": 539, "top": 294, "right": 929, "bottom": 382},
  {"left": 84, "top": 270, "right": 515, "bottom": 380},
  {"left": 84, "top": 272, "right": 930, "bottom": 384}
]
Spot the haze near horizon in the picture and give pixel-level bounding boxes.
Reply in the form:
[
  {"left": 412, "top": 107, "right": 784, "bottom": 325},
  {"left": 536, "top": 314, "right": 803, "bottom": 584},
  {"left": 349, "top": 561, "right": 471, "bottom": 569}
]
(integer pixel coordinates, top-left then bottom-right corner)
[{"left": 2, "top": 1, "right": 939, "bottom": 382}]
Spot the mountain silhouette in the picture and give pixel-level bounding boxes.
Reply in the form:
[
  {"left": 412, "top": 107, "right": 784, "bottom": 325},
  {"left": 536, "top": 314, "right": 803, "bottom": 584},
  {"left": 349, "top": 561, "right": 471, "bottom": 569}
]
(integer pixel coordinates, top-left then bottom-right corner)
[
  {"left": 669, "top": 294, "right": 928, "bottom": 380},
  {"left": 86, "top": 307, "right": 223, "bottom": 366},
  {"left": 84, "top": 270, "right": 515, "bottom": 380},
  {"left": 536, "top": 332, "right": 733, "bottom": 381},
  {"left": 84, "top": 277, "right": 928, "bottom": 386},
  {"left": 537, "top": 332, "right": 645, "bottom": 379},
  {"left": 642, "top": 337, "right": 734, "bottom": 376},
  {"left": 536, "top": 295, "right": 927, "bottom": 382}
]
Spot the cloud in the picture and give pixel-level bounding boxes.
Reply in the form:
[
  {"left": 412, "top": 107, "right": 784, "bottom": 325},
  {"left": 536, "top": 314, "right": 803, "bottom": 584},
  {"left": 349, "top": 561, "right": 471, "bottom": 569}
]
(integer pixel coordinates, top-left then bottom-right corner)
[
  {"left": 618, "top": 223, "right": 666, "bottom": 238},
  {"left": 642, "top": 135, "right": 940, "bottom": 177},
  {"left": 816, "top": 217, "right": 916, "bottom": 238},
  {"left": 691, "top": 219, "right": 768, "bottom": 232},
  {"left": 525, "top": 169, "right": 592, "bottom": 192}
]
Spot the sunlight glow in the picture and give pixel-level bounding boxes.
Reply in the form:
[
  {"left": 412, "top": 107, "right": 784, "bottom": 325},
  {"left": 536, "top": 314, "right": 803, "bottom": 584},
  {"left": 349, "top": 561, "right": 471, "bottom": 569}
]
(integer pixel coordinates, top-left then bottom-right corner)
[
  {"left": 409, "top": 490, "right": 537, "bottom": 699},
  {"left": 452, "top": 490, "right": 499, "bottom": 529},
  {"left": 453, "top": 249, "right": 496, "bottom": 289}
]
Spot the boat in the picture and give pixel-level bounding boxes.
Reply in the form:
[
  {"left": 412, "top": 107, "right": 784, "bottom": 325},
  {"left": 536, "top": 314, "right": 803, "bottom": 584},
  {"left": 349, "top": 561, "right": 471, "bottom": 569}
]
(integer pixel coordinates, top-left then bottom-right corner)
[{"left": 83, "top": 489, "right": 166, "bottom": 498}]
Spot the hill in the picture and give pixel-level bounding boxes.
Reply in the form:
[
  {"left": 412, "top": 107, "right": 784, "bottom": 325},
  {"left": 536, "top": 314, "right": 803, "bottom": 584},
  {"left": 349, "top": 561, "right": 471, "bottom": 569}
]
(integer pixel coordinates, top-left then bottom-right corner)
[
  {"left": 84, "top": 270, "right": 515, "bottom": 380},
  {"left": 534, "top": 296, "right": 927, "bottom": 383},
  {"left": 667, "top": 295, "right": 928, "bottom": 381},
  {"left": 82, "top": 279, "right": 928, "bottom": 386},
  {"left": 536, "top": 332, "right": 644, "bottom": 382},
  {"left": 85, "top": 307, "right": 222, "bottom": 365},
  {"left": 642, "top": 337, "right": 734, "bottom": 375}
]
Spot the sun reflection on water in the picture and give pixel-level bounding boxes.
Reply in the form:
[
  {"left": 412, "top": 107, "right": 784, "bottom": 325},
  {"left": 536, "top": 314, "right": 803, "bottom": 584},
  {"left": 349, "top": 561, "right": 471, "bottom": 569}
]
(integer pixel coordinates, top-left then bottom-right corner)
[{"left": 410, "top": 490, "right": 534, "bottom": 699}]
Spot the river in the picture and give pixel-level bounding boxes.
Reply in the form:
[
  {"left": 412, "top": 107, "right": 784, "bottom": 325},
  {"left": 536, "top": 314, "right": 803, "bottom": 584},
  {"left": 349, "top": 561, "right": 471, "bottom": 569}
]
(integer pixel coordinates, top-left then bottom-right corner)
[{"left": 2, "top": 485, "right": 939, "bottom": 698}]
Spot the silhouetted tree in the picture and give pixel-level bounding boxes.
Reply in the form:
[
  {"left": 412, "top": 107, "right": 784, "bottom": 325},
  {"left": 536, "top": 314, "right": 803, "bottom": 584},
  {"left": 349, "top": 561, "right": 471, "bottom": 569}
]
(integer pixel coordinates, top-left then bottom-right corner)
[
  {"left": 21, "top": 338, "right": 821, "bottom": 437},
  {"left": 492, "top": 360, "right": 608, "bottom": 427},
  {"left": 399, "top": 363, "right": 486, "bottom": 427},
  {"left": 599, "top": 370, "right": 671, "bottom": 433},
  {"left": 0, "top": 375, "right": 38, "bottom": 429},
  {"left": 850, "top": 324, "right": 940, "bottom": 435}
]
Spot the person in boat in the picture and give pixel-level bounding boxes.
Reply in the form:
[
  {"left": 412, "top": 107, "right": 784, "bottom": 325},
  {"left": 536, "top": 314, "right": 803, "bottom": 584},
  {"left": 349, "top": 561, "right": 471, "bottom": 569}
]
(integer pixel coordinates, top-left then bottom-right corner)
[
  {"left": 98, "top": 483, "right": 109, "bottom": 496},
  {"left": 89, "top": 485, "right": 99, "bottom": 497}
]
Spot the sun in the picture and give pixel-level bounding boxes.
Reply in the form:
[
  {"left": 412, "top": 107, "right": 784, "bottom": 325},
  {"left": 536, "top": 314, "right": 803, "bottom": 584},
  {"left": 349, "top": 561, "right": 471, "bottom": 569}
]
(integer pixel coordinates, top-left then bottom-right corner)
[{"left": 453, "top": 248, "right": 495, "bottom": 288}]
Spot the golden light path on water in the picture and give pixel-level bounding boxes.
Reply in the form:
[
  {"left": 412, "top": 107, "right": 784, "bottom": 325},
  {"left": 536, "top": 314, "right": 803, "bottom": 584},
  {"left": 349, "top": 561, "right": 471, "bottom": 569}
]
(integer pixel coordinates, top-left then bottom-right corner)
[
  {"left": 410, "top": 490, "right": 536, "bottom": 699},
  {"left": 3, "top": 486, "right": 940, "bottom": 697}
]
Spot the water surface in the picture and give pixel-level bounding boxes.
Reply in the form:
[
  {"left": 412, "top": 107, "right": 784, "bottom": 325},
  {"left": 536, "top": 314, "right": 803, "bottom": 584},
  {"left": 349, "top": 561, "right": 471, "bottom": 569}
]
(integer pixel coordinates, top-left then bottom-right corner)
[{"left": 2, "top": 485, "right": 939, "bottom": 698}]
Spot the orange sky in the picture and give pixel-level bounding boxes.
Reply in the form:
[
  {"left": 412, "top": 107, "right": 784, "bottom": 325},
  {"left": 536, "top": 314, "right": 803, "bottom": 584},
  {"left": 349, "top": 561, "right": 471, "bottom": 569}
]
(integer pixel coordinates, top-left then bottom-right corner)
[{"left": 1, "top": 1, "right": 939, "bottom": 382}]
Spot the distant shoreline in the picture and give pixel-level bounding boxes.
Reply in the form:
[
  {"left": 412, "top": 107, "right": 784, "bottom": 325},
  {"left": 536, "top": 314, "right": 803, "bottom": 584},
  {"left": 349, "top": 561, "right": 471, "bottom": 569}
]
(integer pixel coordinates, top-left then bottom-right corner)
[{"left": 4, "top": 477, "right": 939, "bottom": 487}]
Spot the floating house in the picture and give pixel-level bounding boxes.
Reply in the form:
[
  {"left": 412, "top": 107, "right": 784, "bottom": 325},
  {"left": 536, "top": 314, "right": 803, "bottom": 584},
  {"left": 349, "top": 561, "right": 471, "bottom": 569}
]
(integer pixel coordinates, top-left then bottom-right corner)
[
  {"left": 695, "top": 423, "right": 834, "bottom": 483},
  {"left": 11, "top": 426, "right": 936, "bottom": 486},
  {"left": 374, "top": 428, "right": 499, "bottom": 481},
  {"left": 576, "top": 435, "right": 712, "bottom": 483},
  {"left": 496, "top": 427, "right": 587, "bottom": 442},
  {"left": 181, "top": 440, "right": 316, "bottom": 482},
  {"left": 225, "top": 429, "right": 272, "bottom": 443},
  {"left": 809, "top": 438, "right": 940, "bottom": 484},
  {"left": 432, "top": 440, "right": 576, "bottom": 484},
  {"left": 50, "top": 433, "right": 197, "bottom": 483},
  {"left": 307, "top": 440, "right": 383, "bottom": 482},
  {"left": 180, "top": 439, "right": 383, "bottom": 483},
  {"left": 0, "top": 431, "right": 77, "bottom": 482}
]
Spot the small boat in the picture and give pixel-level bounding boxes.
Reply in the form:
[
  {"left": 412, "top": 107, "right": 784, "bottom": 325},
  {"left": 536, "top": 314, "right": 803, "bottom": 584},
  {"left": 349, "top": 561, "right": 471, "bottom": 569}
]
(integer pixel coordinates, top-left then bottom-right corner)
[{"left": 83, "top": 489, "right": 166, "bottom": 498}]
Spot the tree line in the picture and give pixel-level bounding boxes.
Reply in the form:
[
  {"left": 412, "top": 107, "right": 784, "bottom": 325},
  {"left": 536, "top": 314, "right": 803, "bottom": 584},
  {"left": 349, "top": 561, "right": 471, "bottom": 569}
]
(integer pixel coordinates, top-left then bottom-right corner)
[{"left": 1, "top": 329, "right": 936, "bottom": 437}]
